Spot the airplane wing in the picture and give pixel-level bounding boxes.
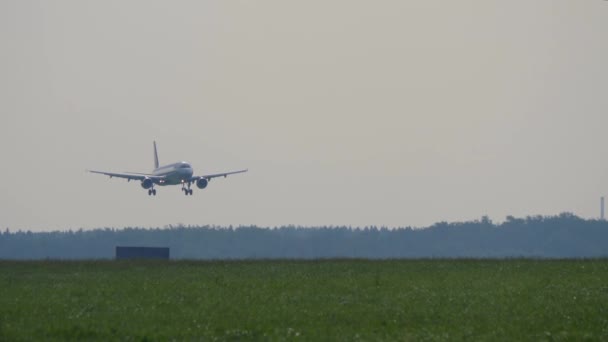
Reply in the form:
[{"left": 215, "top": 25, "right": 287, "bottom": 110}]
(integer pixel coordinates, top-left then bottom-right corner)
[
  {"left": 88, "top": 170, "right": 164, "bottom": 182},
  {"left": 192, "top": 169, "right": 248, "bottom": 181}
]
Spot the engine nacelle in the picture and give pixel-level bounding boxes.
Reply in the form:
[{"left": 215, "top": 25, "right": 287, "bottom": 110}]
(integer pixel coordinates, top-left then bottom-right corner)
[
  {"left": 141, "top": 178, "right": 153, "bottom": 189},
  {"left": 196, "top": 178, "right": 209, "bottom": 189}
]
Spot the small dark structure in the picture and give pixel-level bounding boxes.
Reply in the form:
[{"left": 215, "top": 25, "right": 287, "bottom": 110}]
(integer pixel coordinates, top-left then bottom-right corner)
[{"left": 115, "top": 246, "right": 170, "bottom": 260}]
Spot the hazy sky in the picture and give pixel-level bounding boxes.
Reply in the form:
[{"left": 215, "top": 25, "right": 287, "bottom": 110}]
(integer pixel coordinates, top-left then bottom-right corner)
[{"left": 1, "top": 1, "right": 607, "bottom": 231}]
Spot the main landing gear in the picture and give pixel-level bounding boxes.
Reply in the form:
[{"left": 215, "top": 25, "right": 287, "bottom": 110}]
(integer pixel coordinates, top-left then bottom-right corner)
[
  {"left": 182, "top": 182, "right": 193, "bottom": 196},
  {"left": 148, "top": 188, "right": 157, "bottom": 196}
]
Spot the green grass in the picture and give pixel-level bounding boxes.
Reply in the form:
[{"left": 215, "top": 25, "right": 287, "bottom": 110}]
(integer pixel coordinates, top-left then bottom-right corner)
[{"left": 1, "top": 259, "right": 607, "bottom": 341}]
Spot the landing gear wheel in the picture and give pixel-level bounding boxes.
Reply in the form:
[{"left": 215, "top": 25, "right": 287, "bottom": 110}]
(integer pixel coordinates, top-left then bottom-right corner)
[
  {"left": 152, "top": 189, "right": 157, "bottom": 196},
  {"left": 188, "top": 189, "right": 193, "bottom": 195},
  {"left": 148, "top": 189, "right": 152, "bottom": 196}
]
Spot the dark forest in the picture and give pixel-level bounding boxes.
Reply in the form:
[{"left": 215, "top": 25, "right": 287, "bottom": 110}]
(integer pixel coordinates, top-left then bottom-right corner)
[{"left": 1, "top": 213, "right": 606, "bottom": 259}]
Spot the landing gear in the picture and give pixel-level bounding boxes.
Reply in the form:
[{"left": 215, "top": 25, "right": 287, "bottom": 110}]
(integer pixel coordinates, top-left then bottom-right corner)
[
  {"left": 182, "top": 182, "right": 193, "bottom": 196},
  {"left": 148, "top": 189, "right": 157, "bottom": 196}
]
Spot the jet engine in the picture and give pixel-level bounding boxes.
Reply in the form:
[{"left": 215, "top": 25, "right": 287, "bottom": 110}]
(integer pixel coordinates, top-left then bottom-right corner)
[
  {"left": 141, "top": 178, "right": 154, "bottom": 189},
  {"left": 196, "top": 178, "right": 209, "bottom": 189}
]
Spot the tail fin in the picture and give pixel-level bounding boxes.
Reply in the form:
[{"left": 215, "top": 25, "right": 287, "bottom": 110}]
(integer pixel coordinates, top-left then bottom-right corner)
[{"left": 153, "top": 141, "right": 159, "bottom": 169}]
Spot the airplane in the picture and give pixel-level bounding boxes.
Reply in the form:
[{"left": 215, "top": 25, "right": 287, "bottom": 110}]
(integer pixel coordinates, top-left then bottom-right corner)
[{"left": 88, "top": 141, "right": 247, "bottom": 196}]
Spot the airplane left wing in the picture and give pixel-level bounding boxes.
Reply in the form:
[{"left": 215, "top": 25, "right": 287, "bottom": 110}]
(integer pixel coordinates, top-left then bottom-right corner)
[{"left": 192, "top": 169, "right": 248, "bottom": 181}]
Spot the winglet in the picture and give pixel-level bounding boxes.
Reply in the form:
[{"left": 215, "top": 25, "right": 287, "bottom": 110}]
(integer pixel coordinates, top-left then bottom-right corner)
[{"left": 153, "top": 141, "right": 159, "bottom": 169}]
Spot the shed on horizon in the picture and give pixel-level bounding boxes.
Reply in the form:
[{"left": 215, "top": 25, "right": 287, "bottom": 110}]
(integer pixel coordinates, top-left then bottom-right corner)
[{"left": 115, "top": 246, "right": 170, "bottom": 260}]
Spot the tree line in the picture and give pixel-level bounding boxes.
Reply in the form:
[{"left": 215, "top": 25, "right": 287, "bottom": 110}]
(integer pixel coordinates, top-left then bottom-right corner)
[{"left": 1, "top": 213, "right": 607, "bottom": 259}]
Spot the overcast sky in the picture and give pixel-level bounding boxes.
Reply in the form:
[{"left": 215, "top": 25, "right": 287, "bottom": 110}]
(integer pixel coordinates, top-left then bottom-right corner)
[{"left": 1, "top": 1, "right": 607, "bottom": 231}]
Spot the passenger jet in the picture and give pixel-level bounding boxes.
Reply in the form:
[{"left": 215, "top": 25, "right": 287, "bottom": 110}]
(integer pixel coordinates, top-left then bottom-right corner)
[{"left": 88, "top": 142, "right": 247, "bottom": 196}]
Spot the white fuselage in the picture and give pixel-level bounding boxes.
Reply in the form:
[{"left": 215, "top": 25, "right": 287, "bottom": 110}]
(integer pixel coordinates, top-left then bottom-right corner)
[{"left": 152, "top": 161, "right": 194, "bottom": 185}]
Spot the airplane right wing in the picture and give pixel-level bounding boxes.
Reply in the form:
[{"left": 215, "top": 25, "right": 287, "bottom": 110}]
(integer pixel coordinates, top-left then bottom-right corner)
[{"left": 88, "top": 170, "right": 164, "bottom": 182}]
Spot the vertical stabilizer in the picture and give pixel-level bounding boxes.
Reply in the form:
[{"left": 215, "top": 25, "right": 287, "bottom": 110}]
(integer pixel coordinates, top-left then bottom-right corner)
[{"left": 153, "top": 141, "right": 159, "bottom": 169}]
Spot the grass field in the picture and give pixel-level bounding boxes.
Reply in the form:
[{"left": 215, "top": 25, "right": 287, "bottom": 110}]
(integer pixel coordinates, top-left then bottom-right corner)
[{"left": 0, "top": 259, "right": 607, "bottom": 341}]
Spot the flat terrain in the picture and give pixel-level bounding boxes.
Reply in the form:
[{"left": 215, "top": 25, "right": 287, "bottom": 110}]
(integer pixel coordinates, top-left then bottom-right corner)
[{"left": 0, "top": 259, "right": 607, "bottom": 341}]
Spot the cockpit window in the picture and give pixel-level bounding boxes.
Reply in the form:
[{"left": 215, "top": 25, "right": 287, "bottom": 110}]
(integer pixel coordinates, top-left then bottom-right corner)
[{"left": 180, "top": 164, "right": 191, "bottom": 169}]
